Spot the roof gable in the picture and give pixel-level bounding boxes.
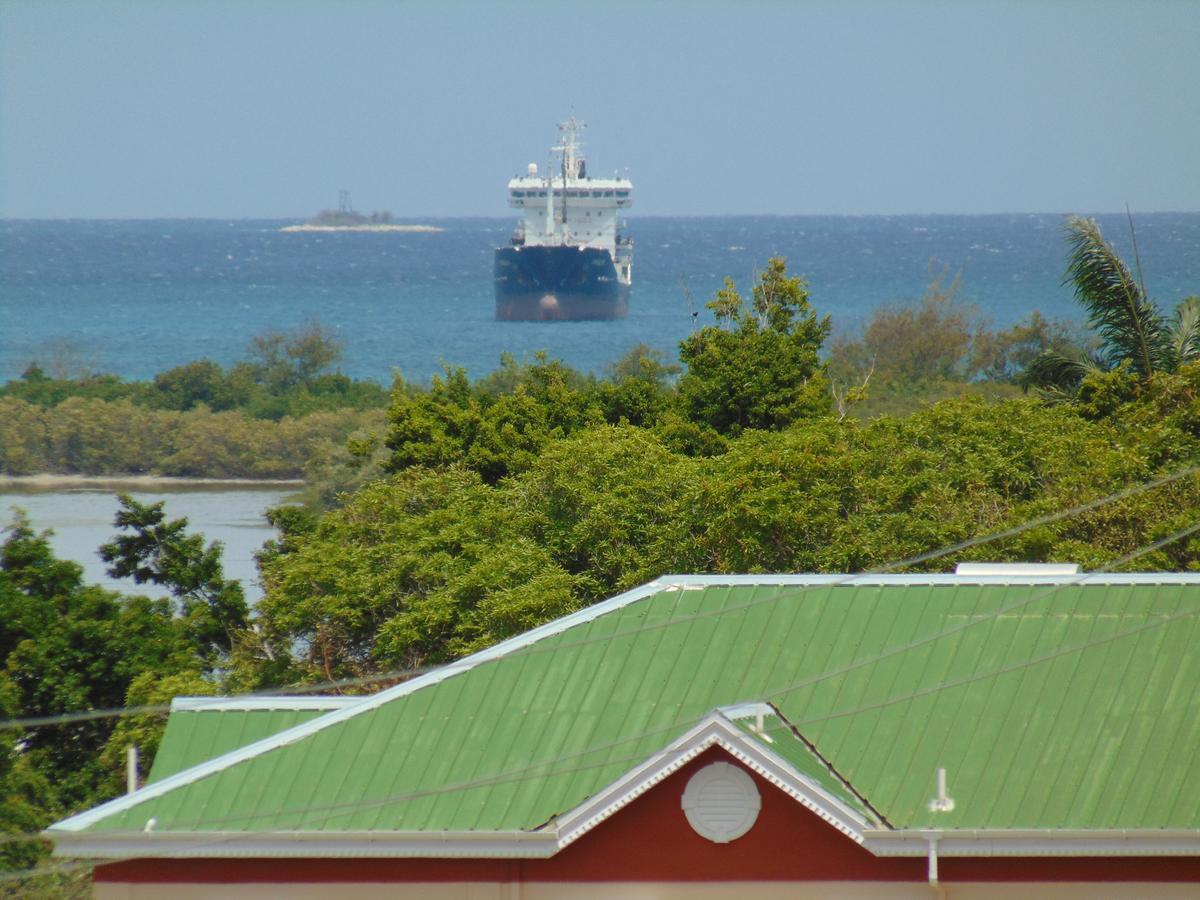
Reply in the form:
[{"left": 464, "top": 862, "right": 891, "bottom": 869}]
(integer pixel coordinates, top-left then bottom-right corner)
[{"left": 554, "top": 707, "right": 880, "bottom": 849}]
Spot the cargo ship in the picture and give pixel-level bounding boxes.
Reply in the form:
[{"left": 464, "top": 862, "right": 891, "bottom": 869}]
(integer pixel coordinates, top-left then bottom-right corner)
[{"left": 494, "top": 118, "right": 633, "bottom": 320}]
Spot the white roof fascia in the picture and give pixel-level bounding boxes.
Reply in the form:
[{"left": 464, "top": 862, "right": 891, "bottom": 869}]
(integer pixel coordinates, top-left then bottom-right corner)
[
  {"left": 49, "top": 829, "right": 558, "bottom": 860},
  {"left": 864, "top": 829, "right": 1200, "bottom": 857},
  {"left": 170, "top": 697, "right": 364, "bottom": 712},
  {"left": 553, "top": 712, "right": 875, "bottom": 850},
  {"left": 658, "top": 573, "right": 1200, "bottom": 587},
  {"left": 51, "top": 577, "right": 674, "bottom": 833}
]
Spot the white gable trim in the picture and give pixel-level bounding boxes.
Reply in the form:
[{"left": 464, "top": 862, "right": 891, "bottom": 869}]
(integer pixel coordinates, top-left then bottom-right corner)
[{"left": 553, "top": 711, "right": 876, "bottom": 850}]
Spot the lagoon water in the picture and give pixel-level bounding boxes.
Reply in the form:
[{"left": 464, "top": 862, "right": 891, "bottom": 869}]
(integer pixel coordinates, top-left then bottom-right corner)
[
  {"left": 0, "top": 485, "right": 297, "bottom": 603},
  {"left": 3, "top": 214, "right": 1199, "bottom": 384}
]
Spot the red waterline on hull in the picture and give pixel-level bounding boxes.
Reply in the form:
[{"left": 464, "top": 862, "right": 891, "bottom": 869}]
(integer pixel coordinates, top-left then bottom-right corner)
[{"left": 496, "top": 294, "right": 628, "bottom": 321}]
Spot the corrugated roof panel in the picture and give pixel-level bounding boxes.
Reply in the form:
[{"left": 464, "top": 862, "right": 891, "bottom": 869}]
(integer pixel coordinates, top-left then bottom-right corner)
[
  {"left": 733, "top": 717, "right": 877, "bottom": 824},
  {"left": 148, "top": 707, "right": 343, "bottom": 784},
  {"left": 63, "top": 579, "right": 1200, "bottom": 836}
]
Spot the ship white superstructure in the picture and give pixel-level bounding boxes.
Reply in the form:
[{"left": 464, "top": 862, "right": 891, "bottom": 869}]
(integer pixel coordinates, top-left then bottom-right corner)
[
  {"left": 494, "top": 118, "right": 633, "bottom": 321},
  {"left": 506, "top": 119, "right": 632, "bottom": 274}
]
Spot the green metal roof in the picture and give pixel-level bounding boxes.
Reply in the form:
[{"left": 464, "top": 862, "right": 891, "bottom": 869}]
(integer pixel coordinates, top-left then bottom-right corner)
[
  {"left": 54, "top": 575, "right": 1200, "bottom": 837},
  {"left": 146, "top": 698, "right": 360, "bottom": 784}
]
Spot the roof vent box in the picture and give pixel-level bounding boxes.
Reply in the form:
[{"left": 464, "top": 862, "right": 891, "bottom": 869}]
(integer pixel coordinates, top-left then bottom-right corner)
[{"left": 954, "top": 562, "right": 1080, "bottom": 577}]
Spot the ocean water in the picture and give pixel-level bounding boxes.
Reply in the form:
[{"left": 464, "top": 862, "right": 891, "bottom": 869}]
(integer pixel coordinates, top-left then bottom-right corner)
[{"left": 2, "top": 214, "right": 1198, "bottom": 385}]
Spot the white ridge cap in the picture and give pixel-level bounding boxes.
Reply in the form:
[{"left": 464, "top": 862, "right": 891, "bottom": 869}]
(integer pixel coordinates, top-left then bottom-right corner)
[{"left": 170, "top": 696, "right": 364, "bottom": 712}]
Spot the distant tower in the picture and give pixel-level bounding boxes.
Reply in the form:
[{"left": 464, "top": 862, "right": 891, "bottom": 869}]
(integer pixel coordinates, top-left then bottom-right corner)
[{"left": 338, "top": 189, "right": 352, "bottom": 213}]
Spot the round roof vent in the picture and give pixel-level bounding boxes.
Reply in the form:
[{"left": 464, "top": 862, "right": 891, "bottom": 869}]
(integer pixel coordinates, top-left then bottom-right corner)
[{"left": 681, "top": 761, "right": 761, "bottom": 843}]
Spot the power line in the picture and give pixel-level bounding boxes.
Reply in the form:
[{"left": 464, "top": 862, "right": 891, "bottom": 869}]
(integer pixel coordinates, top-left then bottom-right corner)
[
  {"left": 3, "top": 468, "right": 1199, "bottom": 882},
  {"left": 5, "top": 513, "right": 1196, "bottom": 862},
  {"left": 5, "top": 460, "right": 1195, "bottom": 735},
  {"left": 144, "top": 515, "right": 1200, "bottom": 834}
]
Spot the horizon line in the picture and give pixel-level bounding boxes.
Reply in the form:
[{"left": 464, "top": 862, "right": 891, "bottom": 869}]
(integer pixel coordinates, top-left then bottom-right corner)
[{"left": 3, "top": 209, "right": 1199, "bottom": 223}]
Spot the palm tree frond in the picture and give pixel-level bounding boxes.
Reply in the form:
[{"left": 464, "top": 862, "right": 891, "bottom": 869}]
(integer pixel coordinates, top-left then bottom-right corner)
[
  {"left": 1019, "top": 349, "right": 1105, "bottom": 395},
  {"left": 1172, "top": 295, "right": 1200, "bottom": 363},
  {"left": 1063, "top": 216, "right": 1174, "bottom": 377}
]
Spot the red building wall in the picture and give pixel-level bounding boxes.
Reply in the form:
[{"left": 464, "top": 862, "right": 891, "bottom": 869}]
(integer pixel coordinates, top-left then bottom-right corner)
[{"left": 96, "top": 747, "right": 1200, "bottom": 885}]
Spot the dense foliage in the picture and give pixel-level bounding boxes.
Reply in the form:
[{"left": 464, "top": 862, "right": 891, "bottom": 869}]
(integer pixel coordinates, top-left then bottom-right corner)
[
  {"left": 0, "top": 399, "right": 383, "bottom": 478},
  {"left": 0, "top": 322, "right": 387, "bottom": 479},
  {"left": 5, "top": 322, "right": 387, "bottom": 419},
  {"left": 0, "top": 500, "right": 235, "bottom": 893},
  {"left": 254, "top": 256, "right": 1200, "bottom": 681}
]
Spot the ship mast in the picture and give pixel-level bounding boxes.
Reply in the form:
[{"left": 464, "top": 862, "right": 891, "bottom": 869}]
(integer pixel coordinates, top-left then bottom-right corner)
[{"left": 554, "top": 116, "right": 585, "bottom": 243}]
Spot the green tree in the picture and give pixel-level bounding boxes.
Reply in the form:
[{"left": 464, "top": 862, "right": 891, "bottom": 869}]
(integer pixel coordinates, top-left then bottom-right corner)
[
  {"left": 594, "top": 344, "right": 679, "bottom": 428},
  {"left": 384, "top": 356, "right": 605, "bottom": 484},
  {"left": 246, "top": 320, "right": 343, "bottom": 394},
  {"left": 98, "top": 496, "right": 248, "bottom": 662},
  {"left": 677, "top": 257, "right": 831, "bottom": 434},
  {"left": 384, "top": 368, "right": 483, "bottom": 473},
  {"left": 0, "top": 673, "right": 57, "bottom": 873},
  {"left": 1, "top": 515, "right": 195, "bottom": 811},
  {"left": 150, "top": 359, "right": 242, "bottom": 411}
]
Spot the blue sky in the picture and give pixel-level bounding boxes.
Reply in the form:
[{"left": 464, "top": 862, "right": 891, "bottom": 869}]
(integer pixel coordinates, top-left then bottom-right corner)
[{"left": 2, "top": 0, "right": 1197, "bottom": 218}]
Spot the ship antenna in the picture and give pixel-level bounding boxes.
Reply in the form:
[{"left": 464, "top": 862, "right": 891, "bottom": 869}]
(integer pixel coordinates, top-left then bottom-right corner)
[
  {"left": 556, "top": 117, "right": 586, "bottom": 242},
  {"left": 561, "top": 131, "right": 568, "bottom": 234}
]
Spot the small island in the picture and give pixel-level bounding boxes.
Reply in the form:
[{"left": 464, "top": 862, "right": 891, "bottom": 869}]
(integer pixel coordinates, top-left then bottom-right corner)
[{"left": 281, "top": 190, "right": 444, "bottom": 233}]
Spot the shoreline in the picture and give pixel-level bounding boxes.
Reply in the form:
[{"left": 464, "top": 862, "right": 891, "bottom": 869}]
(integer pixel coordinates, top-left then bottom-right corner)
[{"left": 0, "top": 474, "right": 304, "bottom": 491}]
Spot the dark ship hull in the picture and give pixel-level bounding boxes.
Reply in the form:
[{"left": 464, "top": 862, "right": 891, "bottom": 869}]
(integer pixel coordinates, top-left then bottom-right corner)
[{"left": 494, "top": 245, "right": 629, "bottom": 321}]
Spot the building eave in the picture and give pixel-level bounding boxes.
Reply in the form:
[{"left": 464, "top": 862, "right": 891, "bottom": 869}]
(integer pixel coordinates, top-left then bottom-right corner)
[
  {"left": 864, "top": 828, "right": 1200, "bottom": 857},
  {"left": 48, "top": 828, "right": 559, "bottom": 860}
]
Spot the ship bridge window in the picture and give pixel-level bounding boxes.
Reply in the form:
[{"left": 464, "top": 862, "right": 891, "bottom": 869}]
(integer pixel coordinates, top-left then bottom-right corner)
[
  {"left": 538, "top": 191, "right": 547, "bottom": 197},
  {"left": 603, "top": 190, "right": 614, "bottom": 197},
  {"left": 592, "top": 191, "right": 603, "bottom": 197},
  {"left": 616, "top": 190, "right": 630, "bottom": 197},
  {"left": 511, "top": 191, "right": 525, "bottom": 197}
]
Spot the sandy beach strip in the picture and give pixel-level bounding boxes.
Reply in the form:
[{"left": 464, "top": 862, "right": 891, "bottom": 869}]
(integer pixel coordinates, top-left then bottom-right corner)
[{"left": 0, "top": 474, "right": 304, "bottom": 491}]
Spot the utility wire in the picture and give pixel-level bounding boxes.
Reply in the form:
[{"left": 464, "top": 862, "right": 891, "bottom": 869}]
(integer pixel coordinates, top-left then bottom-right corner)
[
  {"left": 4, "top": 460, "right": 1197, "bottom": 734},
  {"left": 6, "top": 512, "right": 1197, "bottom": 868},
  {"left": 3, "top": 469, "right": 1199, "bottom": 887},
  {"left": 122, "top": 515, "right": 1200, "bottom": 834},
  {"left": 2, "top": 520, "right": 1200, "bottom": 888}
]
